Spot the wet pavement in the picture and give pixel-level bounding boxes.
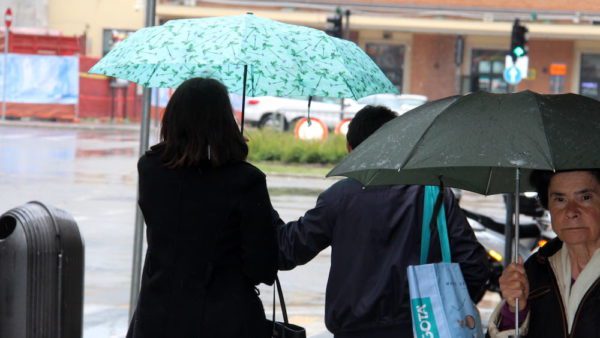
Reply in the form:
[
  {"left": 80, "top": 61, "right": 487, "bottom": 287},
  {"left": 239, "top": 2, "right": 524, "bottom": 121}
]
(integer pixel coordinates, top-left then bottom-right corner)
[{"left": 0, "top": 122, "right": 505, "bottom": 337}]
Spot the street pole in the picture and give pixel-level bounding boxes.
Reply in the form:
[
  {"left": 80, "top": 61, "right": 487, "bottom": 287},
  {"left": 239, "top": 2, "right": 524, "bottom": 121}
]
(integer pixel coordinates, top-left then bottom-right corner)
[
  {"left": 344, "top": 9, "right": 350, "bottom": 40},
  {"left": 2, "top": 8, "right": 11, "bottom": 121},
  {"left": 454, "top": 35, "right": 464, "bottom": 95},
  {"left": 129, "top": 0, "right": 156, "bottom": 320},
  {"left": 2, "top": 25, "right": 7, "bottom": 120}
]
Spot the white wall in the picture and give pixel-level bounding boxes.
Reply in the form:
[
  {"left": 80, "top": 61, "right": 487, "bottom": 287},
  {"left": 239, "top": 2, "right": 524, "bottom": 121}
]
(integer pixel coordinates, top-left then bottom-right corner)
[{"left": 0, "top": 0, "right": 48, "bottom": 28}]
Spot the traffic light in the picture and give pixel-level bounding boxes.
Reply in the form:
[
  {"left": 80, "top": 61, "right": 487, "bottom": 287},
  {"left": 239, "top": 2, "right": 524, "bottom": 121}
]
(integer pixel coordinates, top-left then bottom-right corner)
[
  {"left": 326, "top": 14, "right": 343, "bottom": 38},
  {"left": 510, "top": 19, "right": 528, "bottom": 61}
]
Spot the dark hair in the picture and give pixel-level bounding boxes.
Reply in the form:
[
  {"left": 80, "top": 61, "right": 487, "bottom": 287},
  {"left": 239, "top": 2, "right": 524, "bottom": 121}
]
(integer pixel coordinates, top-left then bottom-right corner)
[
  {"left": 530, "top": 169, "right": 600, "bottom": 209},
  {"left": 159, "top": 77, "right": 248, "bottom": 168},
  {"left": 346, "top": 105, "right": 397, "bottom": 149}
]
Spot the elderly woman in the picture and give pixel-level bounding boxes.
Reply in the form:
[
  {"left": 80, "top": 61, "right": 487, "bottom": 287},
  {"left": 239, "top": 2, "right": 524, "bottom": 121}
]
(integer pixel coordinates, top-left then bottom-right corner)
[{"left": 487, "top": 169, "right": 600, "bottom": 337}]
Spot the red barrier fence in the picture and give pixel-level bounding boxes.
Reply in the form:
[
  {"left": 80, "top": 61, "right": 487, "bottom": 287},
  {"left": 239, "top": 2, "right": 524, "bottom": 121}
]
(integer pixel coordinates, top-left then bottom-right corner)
[{"left": 2, "top": 31, "right": 164, "bottom": 123}]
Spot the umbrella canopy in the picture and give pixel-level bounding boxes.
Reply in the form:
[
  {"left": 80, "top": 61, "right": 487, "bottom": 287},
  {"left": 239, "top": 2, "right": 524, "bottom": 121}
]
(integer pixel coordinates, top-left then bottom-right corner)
[
  {"left": 89, "top": 14, "right": 397, "bottom": 99},
  {"left": 328, "top": 90, "right": 600, "bottom": 195}
]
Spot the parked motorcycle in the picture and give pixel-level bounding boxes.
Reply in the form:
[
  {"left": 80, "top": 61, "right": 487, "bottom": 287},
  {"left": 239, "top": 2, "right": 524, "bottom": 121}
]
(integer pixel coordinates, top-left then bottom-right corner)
[{"left": 460, "top": 193, "right": 556, "bottom": 293}]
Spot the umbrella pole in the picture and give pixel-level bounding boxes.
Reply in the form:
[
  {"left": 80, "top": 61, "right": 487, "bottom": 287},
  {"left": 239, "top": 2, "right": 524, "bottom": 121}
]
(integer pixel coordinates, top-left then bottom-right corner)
[
  {"left": 504, "top": 194, "right": 514, "bottom": 267},
  {"left": 241, "top": 65, "right": 248, "bottom": 134},
  {"left": 514, "top": 167, "right": 521, "bottom": 337}
]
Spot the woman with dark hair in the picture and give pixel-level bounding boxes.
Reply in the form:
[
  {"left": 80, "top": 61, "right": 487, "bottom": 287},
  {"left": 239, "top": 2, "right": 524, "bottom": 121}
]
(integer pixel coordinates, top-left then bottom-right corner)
[
  {"left": 127, "top": 78, "right": 278, "bottom": 338},
  {"left": 488, "top": 169, "right": 600, "bottom": 337}
]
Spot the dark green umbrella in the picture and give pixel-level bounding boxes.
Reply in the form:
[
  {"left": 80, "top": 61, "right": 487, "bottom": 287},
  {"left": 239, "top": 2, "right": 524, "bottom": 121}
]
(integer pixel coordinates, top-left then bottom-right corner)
[
  {"left": 329, "top": 90, "right": 600, "bottom": 194},
  {"left": 328, "top": 90, "right": 600, "bottom": 336}
]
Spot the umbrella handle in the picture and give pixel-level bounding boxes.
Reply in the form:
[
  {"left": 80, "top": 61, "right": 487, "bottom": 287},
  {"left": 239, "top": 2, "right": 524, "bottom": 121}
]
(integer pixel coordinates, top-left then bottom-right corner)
[
  {"left": 514, "top": 167, "right": 521, "bottom": 337},
  {"left": 307, "top": 96, "right": 313, "bottom": 126},
  {"left": 241, "top": 65, "right": 248, "bottom": 134}
]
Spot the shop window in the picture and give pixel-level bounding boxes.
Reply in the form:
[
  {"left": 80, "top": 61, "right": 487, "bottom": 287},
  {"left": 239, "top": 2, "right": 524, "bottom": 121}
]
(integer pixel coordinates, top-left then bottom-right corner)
[
  {"left": 580, "top": 54, "right": 600, "bottom": 100},
  {"left": 365, "top": 43, "right": 404, "bottom": 92},
  {"left": 466, "top": 49, "right": 509, "bottom": 94}
]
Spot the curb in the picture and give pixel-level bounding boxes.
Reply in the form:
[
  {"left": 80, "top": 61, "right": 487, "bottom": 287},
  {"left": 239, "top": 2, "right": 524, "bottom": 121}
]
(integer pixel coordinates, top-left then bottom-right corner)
[{"left": 0, "top": 119, "right": 148, "bottom": 132}]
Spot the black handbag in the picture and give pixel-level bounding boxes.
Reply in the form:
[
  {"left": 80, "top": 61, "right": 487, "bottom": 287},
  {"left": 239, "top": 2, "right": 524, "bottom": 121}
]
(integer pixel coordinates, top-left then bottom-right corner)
[{"left": 268, "top": 277, "right": 306, "bottom": 338}]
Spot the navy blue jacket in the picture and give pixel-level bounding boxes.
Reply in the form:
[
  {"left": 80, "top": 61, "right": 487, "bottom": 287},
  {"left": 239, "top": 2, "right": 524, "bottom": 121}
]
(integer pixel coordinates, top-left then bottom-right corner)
[{"left": 278, "top": 178, "right": 489, "bottom": 337}]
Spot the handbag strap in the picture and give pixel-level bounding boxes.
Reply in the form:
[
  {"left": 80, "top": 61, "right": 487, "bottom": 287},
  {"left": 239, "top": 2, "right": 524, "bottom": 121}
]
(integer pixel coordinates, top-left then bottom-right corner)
[
  {"left": 272, "top": 276, "right": 289, "bottom": 324},
  {"left": 420, "top": 185, "right": 451, "bottom": 264}
]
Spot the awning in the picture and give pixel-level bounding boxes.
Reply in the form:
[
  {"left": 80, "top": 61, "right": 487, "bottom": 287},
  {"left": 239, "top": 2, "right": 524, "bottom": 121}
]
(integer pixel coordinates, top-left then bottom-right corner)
[{"left": 157, "top": 4, "right": 600, "bottom": 40}]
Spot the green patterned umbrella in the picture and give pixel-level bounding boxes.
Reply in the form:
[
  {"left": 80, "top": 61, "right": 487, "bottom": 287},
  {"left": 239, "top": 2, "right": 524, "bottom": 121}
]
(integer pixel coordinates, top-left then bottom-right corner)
[{"left": 89, "top": 14, "right": 397, "bottom": 128}]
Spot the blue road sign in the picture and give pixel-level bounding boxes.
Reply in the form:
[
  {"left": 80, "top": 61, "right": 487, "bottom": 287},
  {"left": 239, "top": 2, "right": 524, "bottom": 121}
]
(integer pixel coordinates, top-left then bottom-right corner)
[{"left": 503, "top": 66, "right": 522, "bottom": 85}]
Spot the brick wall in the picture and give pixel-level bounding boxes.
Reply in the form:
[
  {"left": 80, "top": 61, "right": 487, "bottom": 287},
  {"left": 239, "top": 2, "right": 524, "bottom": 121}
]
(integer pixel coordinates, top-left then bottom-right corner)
[
  {"left": 409, "top": 34, "right": 457, "bottom": 100},
  {"left": 406, "top": 35, "right": 576, "bottom": 98},
  {"left": 341, "top": 0, "right": 600, "bottom": 12},
  {"left": 517, "top": 39, "right": 574, "bottom": 94}
]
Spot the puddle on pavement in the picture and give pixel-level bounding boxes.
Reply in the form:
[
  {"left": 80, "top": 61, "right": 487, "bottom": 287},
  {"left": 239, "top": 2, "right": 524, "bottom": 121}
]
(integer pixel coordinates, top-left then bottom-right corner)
[
  {"left": 74, "top": 172, "right": 136, "bottom": 185},
  {"left": 76, "top": 148, "right": 136, "bottom": 158}
]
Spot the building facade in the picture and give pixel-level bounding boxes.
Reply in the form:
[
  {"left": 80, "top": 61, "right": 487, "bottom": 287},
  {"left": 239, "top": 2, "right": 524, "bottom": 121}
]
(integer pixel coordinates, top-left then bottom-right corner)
[{"left": 37, "top": 0, "right": 600, "bottom": 101}]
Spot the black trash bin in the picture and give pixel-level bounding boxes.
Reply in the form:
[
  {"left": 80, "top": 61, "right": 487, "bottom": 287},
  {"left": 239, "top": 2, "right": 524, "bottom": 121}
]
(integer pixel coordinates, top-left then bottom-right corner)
[{"left": 0, "top": 201, "right": 84, "bottom": 338}]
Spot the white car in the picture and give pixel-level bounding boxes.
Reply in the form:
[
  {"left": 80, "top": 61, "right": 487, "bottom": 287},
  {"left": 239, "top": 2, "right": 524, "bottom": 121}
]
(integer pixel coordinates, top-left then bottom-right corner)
[
  {"left": 241, "top": 94, "right": 428, "bottom": 131},
  {"left": 357, "top": 94, "right": 428, "bottom": 115},
  {"left": 242, "top": 96, "right": 363, "bottom": 131}
]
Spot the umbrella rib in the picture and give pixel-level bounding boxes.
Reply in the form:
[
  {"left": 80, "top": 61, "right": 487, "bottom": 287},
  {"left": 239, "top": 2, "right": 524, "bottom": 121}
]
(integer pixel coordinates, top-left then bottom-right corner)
[
  {"left": 484, "top": 167, "right": 493, "bottom": 195},
  {"left": 328, "top": 39, "right": 358, "bottom": 99},
  {"left": 533, "top": 93, "right": 557, "bottom": 171},
  {"left": 397, "top": 96, "right": 460, "bottom": 170},
  {"left": 143, "top": 63, "right": 162, "bottom": 87},
  {"left": 365, "top": 170, "right": 379, "bottom": 186}
]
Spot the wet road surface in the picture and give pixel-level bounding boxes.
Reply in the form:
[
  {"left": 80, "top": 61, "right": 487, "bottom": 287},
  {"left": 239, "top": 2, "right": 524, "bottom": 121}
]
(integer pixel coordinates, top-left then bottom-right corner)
[{"left": 0, "top": 124, "right": 505, "bottom": 337}]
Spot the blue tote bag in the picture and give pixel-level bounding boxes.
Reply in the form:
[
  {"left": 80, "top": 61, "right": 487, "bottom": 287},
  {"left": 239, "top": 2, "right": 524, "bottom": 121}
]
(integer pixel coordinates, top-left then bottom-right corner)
[{"left": 407, "top": 186, "right": 483, "bottom": 338}]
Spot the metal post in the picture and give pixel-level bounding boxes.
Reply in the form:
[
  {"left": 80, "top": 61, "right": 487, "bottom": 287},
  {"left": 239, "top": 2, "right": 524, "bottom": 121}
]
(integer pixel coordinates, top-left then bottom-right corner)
[
  {"left": 454, "top": 35, "right": 464, "bottom": 94},
  {"left": 129, "top": 0, "right": 156, "bottom": 320},
  {"left": 153, "top": 88, "right": 159, "bottom": 128},
  {"left": 2, "top": 26, "right": 8, "bottom": 120},
  {"left": 344, "top": 9, "right": 351, "bottom": 40},
  {"left": 110, "top": 85, "right": 115, "bottom": 122},
  {"left": 504, "top": 194, "right": 514, "bottom": 267},
  {"left": 123, "top": 86, "right": 129, "bottom": 121},
  {"left": 514, "top": 167, "right": 521, "bottom": 337},
  {"left": 75, "top": 94, "right": 80, "bottom": 121}
]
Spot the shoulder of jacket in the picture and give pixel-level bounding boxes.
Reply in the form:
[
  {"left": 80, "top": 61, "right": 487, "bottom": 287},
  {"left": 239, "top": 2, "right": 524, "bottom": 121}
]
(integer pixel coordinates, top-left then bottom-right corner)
[
  {"left": 138, "top": 144, "right": 163, "bottom": 163},
  {"left": 523, "top": 241, "right": 560, "bottom": 271},
  {"left": 325, "top": 179, "right": 421, "bottom": 195},
  {"left": 323, "top": 178, "right": 362, "bottom": 195},
  {"left": 533, "top": 237, "right": 563, "bottom": 264},
  {"left": 224, "top": 162, "right": 267, "bottom": 187},
  {"left": 138, "top": 151, "right": 159, "bottom": 169},
  {"left": 237, "top": 161, "right": 265, "bottom": 176}
]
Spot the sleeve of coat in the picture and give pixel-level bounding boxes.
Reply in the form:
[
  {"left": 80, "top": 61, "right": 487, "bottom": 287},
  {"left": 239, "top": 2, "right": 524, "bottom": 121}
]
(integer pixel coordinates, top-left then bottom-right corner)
[
  {"left": 277, "top": 188, "right": 336, "bottom": 270},
  {"left": 486, "top": 300, "right": 530, "bottom": 337},
  {"left": 239, "top": 172, "right": 278, "bottom": 286},
  {"left": 444, "top": 188, "right": 491, "bottom": 302}
]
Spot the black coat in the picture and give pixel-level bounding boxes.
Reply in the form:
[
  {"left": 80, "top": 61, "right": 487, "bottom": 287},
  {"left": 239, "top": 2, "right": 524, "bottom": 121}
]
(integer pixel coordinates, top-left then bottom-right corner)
[
  {"left": 278, "top": 179, "right": 490, "bottom": 337},
  {"left": 524, "top": 238, "right": 600, "bottom": 337},
  {"left": 127, "top": 147, "right": 277, "bottom": 338}
]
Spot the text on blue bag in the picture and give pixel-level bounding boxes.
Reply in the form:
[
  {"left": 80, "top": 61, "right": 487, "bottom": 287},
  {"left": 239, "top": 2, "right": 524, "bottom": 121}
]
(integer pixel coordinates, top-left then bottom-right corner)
[{"left": 411, "top": 297, "right": 440, "bottom": 338}]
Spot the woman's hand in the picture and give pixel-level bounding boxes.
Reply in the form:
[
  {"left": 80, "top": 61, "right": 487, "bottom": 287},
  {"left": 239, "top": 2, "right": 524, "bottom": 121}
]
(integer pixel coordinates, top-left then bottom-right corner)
[{"left": 499, "top": 256, "right": 529, "bottom": 312}]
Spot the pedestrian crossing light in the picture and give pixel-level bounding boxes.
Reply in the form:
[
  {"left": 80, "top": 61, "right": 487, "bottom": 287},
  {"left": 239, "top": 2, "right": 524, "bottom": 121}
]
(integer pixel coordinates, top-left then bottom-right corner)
[{"left": 510, "top": 19, "right": 528, "bottom": 61}]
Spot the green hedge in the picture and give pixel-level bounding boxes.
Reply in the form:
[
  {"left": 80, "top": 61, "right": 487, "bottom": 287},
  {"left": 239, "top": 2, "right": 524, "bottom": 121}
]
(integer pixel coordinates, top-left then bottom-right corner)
[{"left": 246, "top": 129, "right": 347, "bottom": 164}]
